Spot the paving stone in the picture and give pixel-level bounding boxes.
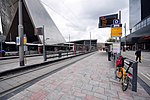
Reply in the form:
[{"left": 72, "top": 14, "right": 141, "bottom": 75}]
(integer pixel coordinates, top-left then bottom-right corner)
[
  {"left": 73, "top": 91, "right": 86, "bottom": 98},
  {"left": 107, "top": 97, "right": 121, "bottom": 100},
  {"left": 73, "top": 80, "right": 83, "bottom": 88},
  {"left": 85, "top": 95, "right": 100, "bottom": 100},
  {"left": 92, "top": 86, "right": 105, "bottom": 94},
  {"left": 118, "top": 91, "right": 133, "bottom": 100},
  {"left": 99, "top": 82, "right": 110, "bottom": 89},
  {"left": 71, "top": 87, "right": 82, "bottom": 93},
  {"left": 59, "top": 94, "right": 75, "bottom": 100},
  {"left": 29, "top": 90, "right": 48, "bottom": 100},
  {"left": 81, "top": 89, "right": 94, "bottom": 96},
  {"left": 81, "top": 84, "right": 93, "bottom": 91},
  {"left": 89, "top": 80, "right": 99, "bottom": 86},
  {"left": 133, "top": 95, "right": 148, "bottom": 100},
  {"left": 105, "top": 88, "right": 119, "bottom": 98},
  {"left": 94, "top": 92, "right": 107, "bottom": 100},
  {"left": 44, "top": 90, "right": 64, "bottom": 100},
  {"left": 20, "top": 89, "right": 33, "bottom": 98}
]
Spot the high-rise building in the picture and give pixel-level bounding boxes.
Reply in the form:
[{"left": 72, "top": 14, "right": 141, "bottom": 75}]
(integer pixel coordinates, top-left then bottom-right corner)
[
  {"left": 127, "top": 0, "right": 150, "bottom": 50},
  {"left": 0, "top": 0, "right": 65, "bottom": 44}
]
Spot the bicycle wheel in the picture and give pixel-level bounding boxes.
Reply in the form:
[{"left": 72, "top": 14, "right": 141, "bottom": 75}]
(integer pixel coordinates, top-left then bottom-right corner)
[
  {"left": 122, "top": 76, "right": 129, "bottom": 91},
  {"left": 115, "top": 68, "right": 123, "bottom": 79}
]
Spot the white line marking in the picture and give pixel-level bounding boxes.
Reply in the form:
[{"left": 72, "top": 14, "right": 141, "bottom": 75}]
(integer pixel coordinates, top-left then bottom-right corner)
[
  {"left": 146, "top": 73, "right": 150, "bottom": 78},
  {"left": 141, "top": 72, "right": 150, "bottom": 81}
]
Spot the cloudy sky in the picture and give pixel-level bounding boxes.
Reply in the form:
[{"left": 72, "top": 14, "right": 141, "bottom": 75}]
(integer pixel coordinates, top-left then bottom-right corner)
[{"left": 0, "top": 0, "right": 129, "bottom": 43}]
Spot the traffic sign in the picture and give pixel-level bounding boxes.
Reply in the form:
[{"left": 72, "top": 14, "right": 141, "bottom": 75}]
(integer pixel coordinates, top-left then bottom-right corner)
[
  {"left": 113, "top": 19, "right": 120, "bottom": 25},
  {"left": 16, "top": 37, "right": 20, "bottom": 45},
  {"left": 111, "top": 27, "right": 122, "bottom": 37}
]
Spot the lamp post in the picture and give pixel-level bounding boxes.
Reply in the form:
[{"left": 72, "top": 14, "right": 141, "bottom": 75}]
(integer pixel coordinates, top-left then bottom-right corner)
[{"left": 90, "top": 32, "right": 91, "bottom": 51}]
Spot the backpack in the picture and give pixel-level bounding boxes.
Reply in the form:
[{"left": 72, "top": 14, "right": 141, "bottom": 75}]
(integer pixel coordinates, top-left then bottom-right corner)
[{"left": 116, "top": 57, "right": 122, "bottom": 67}]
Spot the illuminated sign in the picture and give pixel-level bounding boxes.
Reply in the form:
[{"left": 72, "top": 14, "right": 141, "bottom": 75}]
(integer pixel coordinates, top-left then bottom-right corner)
[
  {"left": 111, "top": 27, "right": 122, "bottom": 37},
  {"left": 98, "top": 14, "right": 118, "bottom": 28}
]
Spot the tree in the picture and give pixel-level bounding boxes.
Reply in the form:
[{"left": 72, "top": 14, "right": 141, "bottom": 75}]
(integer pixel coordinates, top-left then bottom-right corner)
[{"left": 106, "top": 37, "right": 115, "bottom": 42}]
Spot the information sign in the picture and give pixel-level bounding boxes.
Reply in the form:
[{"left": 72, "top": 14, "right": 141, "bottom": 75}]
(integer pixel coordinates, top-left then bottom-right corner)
[{"left": 111, "top": 27, "right": 122, "bottom": 37}]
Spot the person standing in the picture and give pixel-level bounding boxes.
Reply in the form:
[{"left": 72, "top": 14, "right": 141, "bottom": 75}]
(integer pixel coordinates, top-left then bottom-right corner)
[{"left": 135, "top": 48, "right": 141, "bottom": 63}]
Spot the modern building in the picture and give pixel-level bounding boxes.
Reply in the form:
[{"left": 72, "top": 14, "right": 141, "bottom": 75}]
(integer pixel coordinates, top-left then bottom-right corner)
[
  {"left": 69, "top": 39, "right": 97, "bottom": 52},
  {"left": 122, "top": 0, "right": 150, "bottom": 50},
  {"left": 0, "top": 0, "right": 65, "bottom": 45}
]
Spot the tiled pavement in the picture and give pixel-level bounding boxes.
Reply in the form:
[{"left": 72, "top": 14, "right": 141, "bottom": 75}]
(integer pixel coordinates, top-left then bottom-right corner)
[{"left": 8, "top": 51, "right": 150, "bottom": 100}]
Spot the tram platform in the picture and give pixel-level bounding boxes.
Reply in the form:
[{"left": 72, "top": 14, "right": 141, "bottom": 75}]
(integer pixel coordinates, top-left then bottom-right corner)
[{"left": 1, "top": 51, "right": 150, "bottom": 100}]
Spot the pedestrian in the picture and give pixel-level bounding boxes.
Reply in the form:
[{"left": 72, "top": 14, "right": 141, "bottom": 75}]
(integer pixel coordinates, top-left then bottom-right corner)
[{"left": 135, "top": 48, "right": 141, "bottom": 63}]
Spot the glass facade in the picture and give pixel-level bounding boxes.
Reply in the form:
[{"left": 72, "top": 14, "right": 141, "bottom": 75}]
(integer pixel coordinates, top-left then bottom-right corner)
[{"left": 129, "top": 0, "right": 141, "bottom": 29}]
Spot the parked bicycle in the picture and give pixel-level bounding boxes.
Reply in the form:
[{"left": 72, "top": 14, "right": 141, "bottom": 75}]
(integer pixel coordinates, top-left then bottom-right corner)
[{"left": 115, "top": 56, "right": 133, "bottom": 91}]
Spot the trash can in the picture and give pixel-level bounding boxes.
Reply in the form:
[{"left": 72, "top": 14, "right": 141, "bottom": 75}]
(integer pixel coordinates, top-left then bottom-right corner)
[{"left": 108, "top": 51, "right": 111, "bottom": 61}]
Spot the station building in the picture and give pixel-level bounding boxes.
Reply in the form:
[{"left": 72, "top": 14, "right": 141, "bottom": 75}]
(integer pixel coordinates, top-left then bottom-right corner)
[
  {"left": 122, "top": 0, "right": 150, "bottom": 51},
  {"left": 0, "top": 0, "right": 65, "bottom": 51}
]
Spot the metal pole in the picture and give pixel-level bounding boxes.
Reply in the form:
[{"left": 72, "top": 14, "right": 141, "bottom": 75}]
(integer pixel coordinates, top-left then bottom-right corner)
[
  {"left": 69, "top": 34, "right": 70, "bottom": 51},
  {"left": 119, "top": 10, "right": 121, "bottom": 55},
  {"left": 0, "top": 41, "right": 2, "bottom": 50},
  {"left": 43, "top": 25, "right": 46, "bottom": 61},
  {"left": 124, "top": 23, "right": 127, "bottom": 51},
  {"left": 18, "top": 0, "right": 24, "bottom": 66},
  {"left": 90, "top": 32, "right": 91, "bottom": 51}
]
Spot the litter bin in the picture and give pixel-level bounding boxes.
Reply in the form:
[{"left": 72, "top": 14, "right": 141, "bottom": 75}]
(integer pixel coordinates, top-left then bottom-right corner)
[{"left": 108, "top": 51, "right": 111, "bottom": 61}]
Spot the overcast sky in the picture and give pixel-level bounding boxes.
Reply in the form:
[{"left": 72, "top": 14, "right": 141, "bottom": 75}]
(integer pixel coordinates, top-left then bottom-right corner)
[{"left": 0, "top": 0, "right": 129, "bottom": 43}]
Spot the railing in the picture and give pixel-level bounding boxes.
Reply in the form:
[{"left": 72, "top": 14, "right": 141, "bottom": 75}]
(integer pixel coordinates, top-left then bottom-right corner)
[
  {"left": 124, "top": 58, "right": 138, "bottom": 92},
  {"left": 132, "top": 15, "right": 150, "bottom": 33}
]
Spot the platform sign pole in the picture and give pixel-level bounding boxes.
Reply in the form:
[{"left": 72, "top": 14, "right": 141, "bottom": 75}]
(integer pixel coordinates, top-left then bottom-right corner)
[
  {"left": 43, "top": 25, "right": 46, "bottom": 61},
  {"left": 119, "top": 11, "right": 121, "bottom": 55}
]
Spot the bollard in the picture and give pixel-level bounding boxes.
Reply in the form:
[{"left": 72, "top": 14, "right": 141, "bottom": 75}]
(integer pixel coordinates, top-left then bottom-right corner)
[{"left": 132, "top": 61, "right": 138, "bottom": 92}]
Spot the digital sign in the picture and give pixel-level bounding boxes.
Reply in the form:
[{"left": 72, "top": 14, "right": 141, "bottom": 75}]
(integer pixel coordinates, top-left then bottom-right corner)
[{"left": 98, "top": 14, "right": 118, "bottom": 28}]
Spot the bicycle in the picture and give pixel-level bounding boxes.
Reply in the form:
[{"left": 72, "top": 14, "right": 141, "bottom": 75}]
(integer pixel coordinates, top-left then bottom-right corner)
[{"left": 115, "top": 58, "right": 133, "bottom": 91}]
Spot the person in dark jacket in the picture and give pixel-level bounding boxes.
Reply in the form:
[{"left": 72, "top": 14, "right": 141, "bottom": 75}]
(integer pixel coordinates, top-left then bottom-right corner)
[{"left": 135, "top": 49, "right": 141, "bottom": 63}]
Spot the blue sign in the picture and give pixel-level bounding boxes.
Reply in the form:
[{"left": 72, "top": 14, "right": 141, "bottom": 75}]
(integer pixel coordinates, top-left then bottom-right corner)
[
  {"left": 113, "top": 19, "right": 120, "bottom": 25},
  {"left": 16, "top": 37, "right": 20, "bottom": 45}
]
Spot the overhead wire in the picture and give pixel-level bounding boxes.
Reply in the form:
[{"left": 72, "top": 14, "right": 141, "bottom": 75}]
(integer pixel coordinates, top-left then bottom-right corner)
[{"left": 40, "top": 0, "right": 79, "bottom": 28}]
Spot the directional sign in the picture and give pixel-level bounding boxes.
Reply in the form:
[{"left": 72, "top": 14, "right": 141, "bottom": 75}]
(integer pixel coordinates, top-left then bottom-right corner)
[{"left": 111, "top": 27, "right": 122, "bottom": 37}]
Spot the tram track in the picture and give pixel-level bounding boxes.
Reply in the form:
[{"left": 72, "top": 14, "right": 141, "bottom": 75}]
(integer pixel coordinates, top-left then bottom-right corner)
[{"left": 0, "top": 52, "right": 95, "bottom": 98}]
